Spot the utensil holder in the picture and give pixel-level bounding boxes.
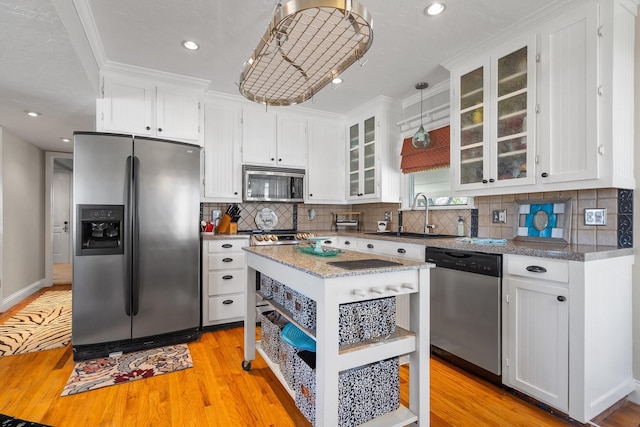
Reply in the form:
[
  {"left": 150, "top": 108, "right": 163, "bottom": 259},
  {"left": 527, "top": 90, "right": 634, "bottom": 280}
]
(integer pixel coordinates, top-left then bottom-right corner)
[{"left": 217, "top": 213, "right": 232, "bottom": 233}]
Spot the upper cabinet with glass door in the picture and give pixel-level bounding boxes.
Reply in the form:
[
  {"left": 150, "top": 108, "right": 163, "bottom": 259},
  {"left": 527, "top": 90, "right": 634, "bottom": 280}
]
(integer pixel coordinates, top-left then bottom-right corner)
[
  {"left": 450, "top": 37, "right": 536, "bottom": 194},
  {"left": 346, "top": 97, "right": 401, "bottom": 203},
  {"left": 348, "top": 116, "right": 376, "bottom": 198}
]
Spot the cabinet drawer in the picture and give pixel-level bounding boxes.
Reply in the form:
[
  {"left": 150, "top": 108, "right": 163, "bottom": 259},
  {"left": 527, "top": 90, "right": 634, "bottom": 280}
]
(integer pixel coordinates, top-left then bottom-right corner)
[
  {"left": 207, "top": 252, "right": 246, "bottom": 270},
  {"left": 504, "top": 255, "right": 569, "bottom": 283},
  {"left": 207, "top": 294, "right": 245, "bottom": 322},
  {"left": 206, "top": 239, "right": 248, "bottom": 253},
  {"left": 207, "top": 270, "right": 246, "bottom": 296}
]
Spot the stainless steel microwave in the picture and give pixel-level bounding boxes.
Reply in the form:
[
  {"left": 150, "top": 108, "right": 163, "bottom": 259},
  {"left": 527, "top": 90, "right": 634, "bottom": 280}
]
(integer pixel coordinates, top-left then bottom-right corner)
[{"left": 243, "top": 166, "right": 305, "bottom": 202}]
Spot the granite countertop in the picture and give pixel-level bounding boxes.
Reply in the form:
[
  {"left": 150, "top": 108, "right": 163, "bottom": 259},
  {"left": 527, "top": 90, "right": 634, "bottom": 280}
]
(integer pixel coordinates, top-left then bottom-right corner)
[
  {"left": 244, "top": 245, "right": 431, "bottom": 279},
  {"left": 338, "top": 231, "right": 633, "bottom": 262},
  {"left": 200, "top": 233, "right": 249, "bottom": 241}
]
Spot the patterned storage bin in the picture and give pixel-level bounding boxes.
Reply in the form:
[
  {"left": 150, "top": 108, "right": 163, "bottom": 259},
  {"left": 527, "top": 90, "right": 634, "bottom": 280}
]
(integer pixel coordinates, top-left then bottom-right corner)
[
  {"left": 260, "top": 311, "right": 285, "bottom": 365},
  {"left": 260, "top": 274, "right": 273, "bottom": 299},
  {"left": 270, "top": 279, "right": 287, "bottom": 306},
  {"left": 292, "top": 291, "right": 317, "bottom": 330},
  {"left": 279, "top": 340, "right": 297, "bottom": 389},
  {"left": 283, "top": 286, "right": 297, "bottom": 314},
  {"left": 338, "top": 297, "right": 396, "bottom": 346},
  {"left": 295, "top": 352, "right": 400, "bottom": 427}
]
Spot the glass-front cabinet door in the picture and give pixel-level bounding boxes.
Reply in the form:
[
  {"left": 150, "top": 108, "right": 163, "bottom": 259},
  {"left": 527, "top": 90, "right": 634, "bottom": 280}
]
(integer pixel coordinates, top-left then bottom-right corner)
[
  {"left": 348, "top": 115, "right": 376, "bottom": 199},
  {"left": 494, "top": 46, "right": 531, "bottom": 183},
  {"left": 452, "top": 38, "right": 535, "bottom": 193},
  {"left": 459, "top": 66, "right": 486, "bottom": 185},
  {"left": 348, "top": 123, "right": 360, "bottom": 197}
]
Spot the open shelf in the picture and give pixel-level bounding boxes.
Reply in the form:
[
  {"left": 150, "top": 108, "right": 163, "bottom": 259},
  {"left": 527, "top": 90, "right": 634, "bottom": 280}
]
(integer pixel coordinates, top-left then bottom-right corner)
[{"left": 256, "top": 343, "right": 295, "bottom": 399}]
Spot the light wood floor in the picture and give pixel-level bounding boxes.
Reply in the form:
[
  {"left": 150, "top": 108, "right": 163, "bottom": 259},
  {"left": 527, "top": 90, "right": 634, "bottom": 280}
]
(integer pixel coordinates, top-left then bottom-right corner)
[
  {"left": 52, "top": 263, "right": 72, "bottom": 285},
  {"left": 1, "top": 287, "right": 639, "bottom": 426}
]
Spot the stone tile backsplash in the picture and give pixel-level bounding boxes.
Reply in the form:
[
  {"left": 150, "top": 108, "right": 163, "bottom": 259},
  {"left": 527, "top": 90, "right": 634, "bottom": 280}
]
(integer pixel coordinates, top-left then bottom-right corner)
[{"left": 201, "top": 187, "right": 631, "bottom": 247}]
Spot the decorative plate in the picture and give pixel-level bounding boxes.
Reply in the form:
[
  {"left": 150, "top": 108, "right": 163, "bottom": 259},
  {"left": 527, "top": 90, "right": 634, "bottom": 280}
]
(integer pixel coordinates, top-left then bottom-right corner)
[{"left": 255, "top": 208, "right": 278, "bottom": 231}]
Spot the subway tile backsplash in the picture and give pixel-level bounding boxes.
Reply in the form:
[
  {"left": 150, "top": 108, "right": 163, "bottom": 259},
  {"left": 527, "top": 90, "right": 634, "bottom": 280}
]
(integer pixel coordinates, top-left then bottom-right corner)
[{"left": 201, "top": 187, "right": 632, "bottom": 247}]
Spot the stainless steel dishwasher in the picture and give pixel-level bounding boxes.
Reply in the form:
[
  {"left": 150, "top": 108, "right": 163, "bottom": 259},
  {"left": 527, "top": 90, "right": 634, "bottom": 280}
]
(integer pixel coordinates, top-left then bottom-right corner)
[{"left": 427, "top": 247, "right": 502, "bottom": 384}]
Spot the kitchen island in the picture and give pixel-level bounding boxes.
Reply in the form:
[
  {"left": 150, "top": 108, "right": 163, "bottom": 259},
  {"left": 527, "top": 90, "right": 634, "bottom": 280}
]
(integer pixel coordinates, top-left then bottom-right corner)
[{"left": 242, "top": 245, "right": 431, "bottom": 427}]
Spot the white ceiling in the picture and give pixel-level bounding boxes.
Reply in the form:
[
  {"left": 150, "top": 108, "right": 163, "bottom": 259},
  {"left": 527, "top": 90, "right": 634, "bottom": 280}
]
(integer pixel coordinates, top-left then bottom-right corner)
[{"left": 0, "top": 0, "right": 565, "bottom": 153}]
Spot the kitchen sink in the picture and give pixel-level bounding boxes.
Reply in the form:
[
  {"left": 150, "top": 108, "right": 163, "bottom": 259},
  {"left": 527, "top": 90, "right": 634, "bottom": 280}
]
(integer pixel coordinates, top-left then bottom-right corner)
[{"left": 365, "top": 232, "right": 458, "bottom": 239}]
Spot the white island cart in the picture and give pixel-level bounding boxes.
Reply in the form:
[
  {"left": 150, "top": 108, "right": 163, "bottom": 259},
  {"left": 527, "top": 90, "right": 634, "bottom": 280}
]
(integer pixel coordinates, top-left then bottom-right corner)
[{"left": 242, "top": 245, "right": 431, "bottom": 427}]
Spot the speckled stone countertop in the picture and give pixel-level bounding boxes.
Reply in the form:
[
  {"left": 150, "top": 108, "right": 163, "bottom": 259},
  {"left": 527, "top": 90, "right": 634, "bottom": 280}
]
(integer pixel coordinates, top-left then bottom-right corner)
[
  {"left": 244, "top": 245, "right": 431, "bottom": 279},
  {"left": 336, "top": 231, "right": 633, "bottom": 262},
  {"left": 200, "top": 233, "right": 249, "bottom": 241}
]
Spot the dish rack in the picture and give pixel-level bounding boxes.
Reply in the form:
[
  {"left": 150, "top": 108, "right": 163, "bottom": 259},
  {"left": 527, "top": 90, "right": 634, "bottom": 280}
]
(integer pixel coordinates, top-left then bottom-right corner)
[{"left": 333, "top": 212, "right": 361, "bottom": 232}]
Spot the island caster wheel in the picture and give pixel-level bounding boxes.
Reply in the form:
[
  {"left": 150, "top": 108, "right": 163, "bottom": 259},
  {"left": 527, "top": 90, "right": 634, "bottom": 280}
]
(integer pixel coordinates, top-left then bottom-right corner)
[{"left": 242, "top": 360, "right": 252, "bottom": 371}]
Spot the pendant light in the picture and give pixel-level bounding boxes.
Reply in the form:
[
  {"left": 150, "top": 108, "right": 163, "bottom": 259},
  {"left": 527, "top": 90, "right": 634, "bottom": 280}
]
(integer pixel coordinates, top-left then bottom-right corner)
[{"left": 412, "top": 82, "right": 431, "bottom": 148}]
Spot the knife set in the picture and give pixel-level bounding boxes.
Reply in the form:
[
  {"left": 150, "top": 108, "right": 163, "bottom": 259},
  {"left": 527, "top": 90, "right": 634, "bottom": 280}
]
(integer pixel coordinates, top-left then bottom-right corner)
[{"left": 217, "top": 204, "right": 241, "bottom": 234}]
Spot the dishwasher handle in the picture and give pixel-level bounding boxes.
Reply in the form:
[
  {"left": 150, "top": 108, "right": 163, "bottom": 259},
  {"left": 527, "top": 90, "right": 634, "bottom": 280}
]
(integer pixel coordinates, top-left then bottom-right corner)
[{"left": 444, "top": 251, "right": 473, "bottom": 259}]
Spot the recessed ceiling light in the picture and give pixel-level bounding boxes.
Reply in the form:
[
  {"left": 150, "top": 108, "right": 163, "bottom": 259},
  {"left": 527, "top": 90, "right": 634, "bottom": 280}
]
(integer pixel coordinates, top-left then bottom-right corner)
[
  {"left": 425, "top": 2, "right": 446, "bottom": 16},
  {"left": 60, "top": 137, "right": 71, "bottom": 143},
  {"left": 25, "top": 110, "right": 41, "bottom": 117},
  {"left": 332, "top": 77, "right": 343, "bottom": 84},
  {"left": 182, "top": 40, "right": 199, "bottom": 50}
]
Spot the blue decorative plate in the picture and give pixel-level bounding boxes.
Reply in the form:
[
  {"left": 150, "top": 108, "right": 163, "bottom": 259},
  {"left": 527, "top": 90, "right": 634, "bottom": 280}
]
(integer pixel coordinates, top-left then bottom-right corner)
[{"left": 281, "top": 323, "right": 316, "bottom": 352}]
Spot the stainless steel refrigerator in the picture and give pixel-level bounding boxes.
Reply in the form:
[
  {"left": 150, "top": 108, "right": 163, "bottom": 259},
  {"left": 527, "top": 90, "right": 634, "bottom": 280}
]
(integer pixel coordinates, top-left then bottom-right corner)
[{"left": 72, "top": 132, "right": 201, "bottom": 360}]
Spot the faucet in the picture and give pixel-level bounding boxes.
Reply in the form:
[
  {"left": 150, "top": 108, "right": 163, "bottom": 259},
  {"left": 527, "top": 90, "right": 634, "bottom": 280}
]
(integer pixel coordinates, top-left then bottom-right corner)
[{"left": 411, "top": 192, "right": 436, "bottom": 234}]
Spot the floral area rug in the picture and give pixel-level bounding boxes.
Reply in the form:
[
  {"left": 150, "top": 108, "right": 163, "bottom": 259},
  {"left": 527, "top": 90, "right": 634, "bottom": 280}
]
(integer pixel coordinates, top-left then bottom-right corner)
[
  {"left": 0, "top": 290, "right": 71, "bottom": 357},
  {"left": 61, "top": 344, "right": 193, "bottom": 396}
]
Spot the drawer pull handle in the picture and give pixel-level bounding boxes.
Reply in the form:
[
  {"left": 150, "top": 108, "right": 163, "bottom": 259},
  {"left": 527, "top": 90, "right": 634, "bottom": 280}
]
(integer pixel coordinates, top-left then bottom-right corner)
[
  {"left": 222, "top": 258, "right": 233, "bottom": 263},
  {"left": 344, "top": 241, "right": 351, "bottom": 245},
  {"left": 222, "top": 275, "right": 233, "bottom": 280},
  {"left": 397, "top": 248, "right": 406, "bottom": 254},
  {"left": 402, "top": 283, "right": 417, "bottom": 291},
  {"left": 387, "top": 284, "right": 401, "bottom": 292},
  {"left": 526, "top": 265, "right": 547, "bottom": 273},
  {"left": 352, "top": 289, "right": 366, "bottom": 297},
  {"left": 367, "top": 243, "right": 374, "bottom": 249},
  {"left": 222, "top": 299, "right": 234, "bottom": 305},
  {"left": 557, "top": 295, "right": 566, "bottom": 302},
  {"left": 222, "top": 244, "right": 233, "bottom": 248},
  {"left": 371, "top": 287, "right": 384, "bottom": 295},
  {"left": 324, "top": 240, "right": 332, "bottom": 244}
]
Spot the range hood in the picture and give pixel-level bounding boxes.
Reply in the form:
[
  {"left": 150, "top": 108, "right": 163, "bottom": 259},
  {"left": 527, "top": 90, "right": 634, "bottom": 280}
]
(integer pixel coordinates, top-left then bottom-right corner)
[{"left": 239, "top": 0, "right": 373, "bottom": 107}]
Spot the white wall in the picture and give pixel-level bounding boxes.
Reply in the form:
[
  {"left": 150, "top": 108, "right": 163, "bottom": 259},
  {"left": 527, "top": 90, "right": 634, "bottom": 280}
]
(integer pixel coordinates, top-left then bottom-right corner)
[{"left": 0, "top": 127, "right": 45, "bottom": 310}]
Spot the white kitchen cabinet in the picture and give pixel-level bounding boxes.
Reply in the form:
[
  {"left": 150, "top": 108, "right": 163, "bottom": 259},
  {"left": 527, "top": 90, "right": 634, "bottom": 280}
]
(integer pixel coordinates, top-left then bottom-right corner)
[
  {"left": 306, "top": 118, "right": 346, "bottom": 204},
  {"left": 98, "top": 71, "right": 205, "bottom": 145},
  {"left": 536, "top": 0, "right": 635, "bottom": 190},
  {"left": 345, "top": 97, "right": 401, "bottom": 203},
  {"left": 504, "top": 259, "right": 569, "bottom": 411},
  {"left": 446, "top": 0, "right": 636, "bottom": 196},
  {"left": 202, "top": 238, "right": 248, "bottom": 327},
  {"left": 502, "top": 253, "right": 634, "bottom": 423},
  {"left": 449, "top": 36, "right": 536, "bottom": 194},
  {"left": 201, "top": 99, "right": 242, "bottom": 202},
  {"left": 241, "top": 108, "right": 307, "bottom": 168}
]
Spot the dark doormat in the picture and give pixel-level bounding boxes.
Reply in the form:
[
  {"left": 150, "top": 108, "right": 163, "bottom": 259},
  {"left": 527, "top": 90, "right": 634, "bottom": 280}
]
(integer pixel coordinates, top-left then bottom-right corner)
[{"left": 0, "top": 414, "right": 52, "bottom": 427}]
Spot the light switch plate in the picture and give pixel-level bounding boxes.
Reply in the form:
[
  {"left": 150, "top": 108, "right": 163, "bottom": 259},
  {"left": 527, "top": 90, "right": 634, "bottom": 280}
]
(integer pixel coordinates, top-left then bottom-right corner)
[
  {"left": 584, "top": 208, "right": 606, "bottom": 226},
  {"left": 492, "top": 209, "right": 507, "bottom": 223}
]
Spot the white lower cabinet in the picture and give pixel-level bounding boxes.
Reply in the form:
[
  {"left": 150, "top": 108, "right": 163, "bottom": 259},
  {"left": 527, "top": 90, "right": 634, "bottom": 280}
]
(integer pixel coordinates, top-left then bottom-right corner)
[
  {"left": 504, "top": 271, "right": 569, "bottom": 411},
  {"left": 502, "top": 253, "right": 634, "bottom": 423},
  {"left": 202, "top": 238, "right": 248, "bottom": 327}
]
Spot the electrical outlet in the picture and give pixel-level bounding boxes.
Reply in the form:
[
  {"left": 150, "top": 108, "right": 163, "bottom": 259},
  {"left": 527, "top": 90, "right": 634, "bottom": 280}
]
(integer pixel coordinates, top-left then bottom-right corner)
[
  {"left": 584, "top": 208, "right": 606, "bottom": 225},
  {"left": 492, "top": 209, "right": 507, "bottom": 223},
  {"left": 384, "top": 211, "right": 392, "bottom": 222}
]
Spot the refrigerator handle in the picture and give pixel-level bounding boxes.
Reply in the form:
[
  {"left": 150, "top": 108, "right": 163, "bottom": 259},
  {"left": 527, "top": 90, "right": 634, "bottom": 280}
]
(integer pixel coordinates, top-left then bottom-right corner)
[
  {"left": 124, "top": 156, "right": 133, "bottom": 316},
  {"left": 131, "top": 155, "right": 141, "bottom": 316}
]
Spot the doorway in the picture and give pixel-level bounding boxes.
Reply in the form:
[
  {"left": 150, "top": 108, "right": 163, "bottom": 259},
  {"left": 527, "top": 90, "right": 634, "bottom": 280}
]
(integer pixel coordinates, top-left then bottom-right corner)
[{"left": 45, "top": 152, "right": 73, "bottom": 286}]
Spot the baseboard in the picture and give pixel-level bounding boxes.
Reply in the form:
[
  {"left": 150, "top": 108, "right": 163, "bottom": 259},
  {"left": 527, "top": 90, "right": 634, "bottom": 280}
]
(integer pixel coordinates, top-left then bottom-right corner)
[
  {"left": 0, "top": 279, "right": 47, "bottom": 313},
  {"left": 628, "top": 379, "right": 640, "bottom": 404}
]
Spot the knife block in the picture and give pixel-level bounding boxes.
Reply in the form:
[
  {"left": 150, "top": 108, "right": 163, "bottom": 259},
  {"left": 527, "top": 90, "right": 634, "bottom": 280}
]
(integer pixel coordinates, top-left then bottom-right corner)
[{"left": 217, "top": 213, "right": 232, "bottom": 234}]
